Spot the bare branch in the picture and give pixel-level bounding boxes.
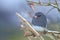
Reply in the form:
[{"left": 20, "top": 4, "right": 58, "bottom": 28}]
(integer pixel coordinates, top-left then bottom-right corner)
[
  {"left": 16, "top": 12, "right": 40, "bottom": 37},
  {"left": 26, "top": 0, "right": 60, "bottom": 12},
  {"left": 46, "top": 7, "right": 54, "bottom": 15}
]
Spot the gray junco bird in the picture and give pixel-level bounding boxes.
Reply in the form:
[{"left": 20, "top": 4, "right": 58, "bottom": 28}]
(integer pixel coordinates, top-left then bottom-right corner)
[
  {"left": 32, "top": 12, "right": 47, "bottom": 32},
  {"left": 19, "top": 12, "right": 47, "bottom": 36}
]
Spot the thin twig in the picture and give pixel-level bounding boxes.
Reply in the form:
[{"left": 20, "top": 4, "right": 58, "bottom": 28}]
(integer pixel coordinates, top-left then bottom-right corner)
[{"left": 46, "top": 7, "right": 54, "bottom": 15}]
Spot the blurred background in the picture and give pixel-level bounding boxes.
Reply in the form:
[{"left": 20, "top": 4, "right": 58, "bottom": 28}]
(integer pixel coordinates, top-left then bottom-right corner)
[{"left": 0, "top": 0, "right": 60, "bottom": 40}]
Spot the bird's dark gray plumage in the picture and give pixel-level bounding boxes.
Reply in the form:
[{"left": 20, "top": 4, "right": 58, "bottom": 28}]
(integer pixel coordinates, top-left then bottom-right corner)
[{"left": 32, "top": 12, "right": 47, "bottom": 28}]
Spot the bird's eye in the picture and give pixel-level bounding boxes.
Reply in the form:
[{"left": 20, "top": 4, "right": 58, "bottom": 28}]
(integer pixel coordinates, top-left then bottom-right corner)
[{"left": 37, "top": 15, "right": 41, "bottom": 17}]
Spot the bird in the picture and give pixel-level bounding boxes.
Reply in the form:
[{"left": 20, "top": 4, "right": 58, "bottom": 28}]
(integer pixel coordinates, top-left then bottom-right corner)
[
  {"left": 31, "top": 12, "right": 47, "bottom": 32},
  {"left": 20, "top": 12, "right": 47, "bottom": 37}
]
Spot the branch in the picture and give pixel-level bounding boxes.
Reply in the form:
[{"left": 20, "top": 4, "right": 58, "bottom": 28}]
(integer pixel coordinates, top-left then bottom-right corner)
[
  {"left": 46, "top": 7, "right": 54, "bottom": 15},
  {"left": 16, "top": 12, "right": 40, "bottom": 37},
  {"left": 26, "top": 0, "right": 59, "bottom": 6},
  {"left": 26, "top": 0, "right": 60, "bottom": 12}
]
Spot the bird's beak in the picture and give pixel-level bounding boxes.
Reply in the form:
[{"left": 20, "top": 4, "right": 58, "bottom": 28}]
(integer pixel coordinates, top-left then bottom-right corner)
[{"left": 34, "top": 15, "right": 37, "bottom": 19}]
